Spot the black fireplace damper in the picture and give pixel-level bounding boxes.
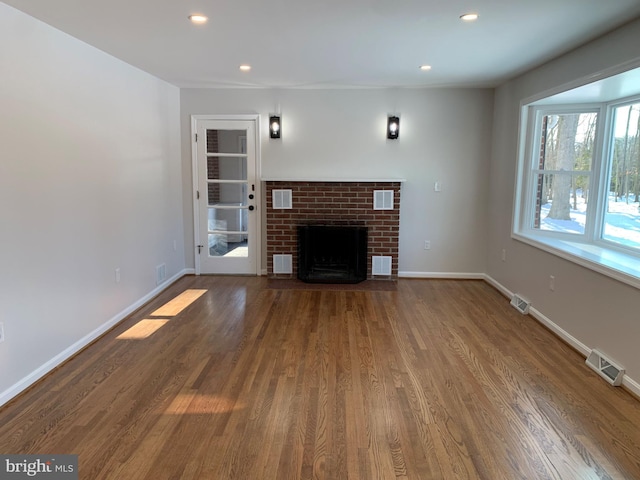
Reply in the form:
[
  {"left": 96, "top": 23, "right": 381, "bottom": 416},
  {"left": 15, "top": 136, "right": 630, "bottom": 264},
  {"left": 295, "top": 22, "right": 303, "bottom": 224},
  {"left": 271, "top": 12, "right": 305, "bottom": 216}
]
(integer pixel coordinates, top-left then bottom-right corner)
[{"left": 298, "top": 225, "right": 368, "bottom": 283}]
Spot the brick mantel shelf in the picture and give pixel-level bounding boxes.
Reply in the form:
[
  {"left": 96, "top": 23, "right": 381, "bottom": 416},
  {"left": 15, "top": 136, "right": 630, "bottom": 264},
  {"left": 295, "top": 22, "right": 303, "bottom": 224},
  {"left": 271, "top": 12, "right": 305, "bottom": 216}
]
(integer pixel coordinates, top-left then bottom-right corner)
[{"left": 262, "top": 177, "right": 406, "bottom": 183}]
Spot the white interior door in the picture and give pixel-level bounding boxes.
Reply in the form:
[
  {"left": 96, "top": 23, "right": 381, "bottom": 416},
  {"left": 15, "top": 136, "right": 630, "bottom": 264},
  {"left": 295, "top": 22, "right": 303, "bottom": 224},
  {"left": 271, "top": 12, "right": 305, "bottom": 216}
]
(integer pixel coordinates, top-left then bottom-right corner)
[{"left": 193, "top": 117, "right": 259, "bottom": 274}]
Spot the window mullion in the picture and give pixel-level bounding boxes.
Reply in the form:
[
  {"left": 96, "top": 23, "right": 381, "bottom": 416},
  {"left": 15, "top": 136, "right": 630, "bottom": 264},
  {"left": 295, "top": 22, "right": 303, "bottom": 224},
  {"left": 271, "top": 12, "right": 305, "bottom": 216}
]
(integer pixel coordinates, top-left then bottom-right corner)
[{"left": 587, "top": 104, "right": 611, "bottom": 244}]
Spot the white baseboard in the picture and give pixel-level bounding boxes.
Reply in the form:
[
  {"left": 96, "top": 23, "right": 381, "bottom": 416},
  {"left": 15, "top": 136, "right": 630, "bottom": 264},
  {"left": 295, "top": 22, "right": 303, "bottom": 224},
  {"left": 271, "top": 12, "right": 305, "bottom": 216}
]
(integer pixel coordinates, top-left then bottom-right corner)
[
  {"left": 483, "top": 275, "right": 589, "bottom": 354},
  {"left": 483, "top": 274, "right": 639, "bottom": 401},
  {"left": 481, "top": 273, "right": 512, "bottom": 298},
  {"left": 399, "top": 271, "right": 486, "bottom": 279},
  {"left": 528, "top": 306, "right": 590, "bottom": 357},
  {"left": 622, "top": 376, "right": 640, "bottom": 399},
  {"left": 0, "top": 269, "right": 190, "bottom": 408}
]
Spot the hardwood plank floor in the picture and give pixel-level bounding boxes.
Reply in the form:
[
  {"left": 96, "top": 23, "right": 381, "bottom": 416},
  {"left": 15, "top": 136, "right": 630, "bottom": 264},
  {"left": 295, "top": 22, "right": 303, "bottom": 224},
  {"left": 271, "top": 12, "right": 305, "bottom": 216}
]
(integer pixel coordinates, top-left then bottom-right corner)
[{"left": 1, "top": 276, "right": 639, "bottom": 479}]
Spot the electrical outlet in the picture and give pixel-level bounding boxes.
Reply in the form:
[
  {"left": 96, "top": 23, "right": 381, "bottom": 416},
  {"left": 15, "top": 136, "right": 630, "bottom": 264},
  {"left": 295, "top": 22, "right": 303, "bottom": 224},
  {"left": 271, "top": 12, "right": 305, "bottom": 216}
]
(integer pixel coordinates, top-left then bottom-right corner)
[
  {"left": 173, "top": 240, "right": 177, "bottom": 252},
  {"left": 501, "top": 249, "right": 506, "bottom": 262},
  {"left": 424, "top": 240, "right": 431, "bottom": 250},
  {"left": 549, "top": 275, "right": 555, "bottom": 291},
  {"left": 434, "top": 181, "right": 442, "bottom": 192},
  {"left": 0, "top": 322, "right": 4, "bottom": 344},
  {"left": 115, "top": 268, "right": 121, "bottom": 284}
]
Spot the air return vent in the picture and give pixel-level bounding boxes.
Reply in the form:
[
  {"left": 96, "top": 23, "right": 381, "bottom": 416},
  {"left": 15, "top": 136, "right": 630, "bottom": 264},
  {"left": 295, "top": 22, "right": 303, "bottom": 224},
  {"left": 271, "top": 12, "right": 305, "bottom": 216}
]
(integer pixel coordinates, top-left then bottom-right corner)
[
  {"left": 272, "top": 189, "right": 292, "bottom": 209},
  {"left": 156, "top": 264, "right": 167, "bottom": 286},
  {"left": 510, "top": 294, "right": 530, "bottom": 314},
  {"left": 273, "top": 254, "right": 292, "bottom": 274},
  {"left": 586, "top": 349, "right": 625, "bottom": 386},
  {"left": 373, "top": 190, "right": 394, "bottom": 210},
  {"left": 372, "top": 256, "right": 392, "bottom": 276}
]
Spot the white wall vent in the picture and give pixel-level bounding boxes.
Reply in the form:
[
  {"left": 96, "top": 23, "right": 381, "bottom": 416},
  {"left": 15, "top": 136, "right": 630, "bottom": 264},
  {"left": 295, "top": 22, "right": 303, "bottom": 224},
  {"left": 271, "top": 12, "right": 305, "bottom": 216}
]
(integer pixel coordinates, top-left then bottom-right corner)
[
  {"left": 373, "top": 190, "right": 394, "bottom": 210},
  {"left": 510, "top": 294, "right": 530, "bottom": 314},
  {"left": 372, "top": 256, "right": 392, "bottom": 276},
  {"left": 273, "top": 254, "right": 293, "bottom": 274},
  {"left": 586, "top": 349, "right": 625, "bottom": 386},
  {"left": 156, "top": 263, "right": 167, "bottom": 285},
  {"left": 272, "top": 189, "right": 292, "bottom": 209}
]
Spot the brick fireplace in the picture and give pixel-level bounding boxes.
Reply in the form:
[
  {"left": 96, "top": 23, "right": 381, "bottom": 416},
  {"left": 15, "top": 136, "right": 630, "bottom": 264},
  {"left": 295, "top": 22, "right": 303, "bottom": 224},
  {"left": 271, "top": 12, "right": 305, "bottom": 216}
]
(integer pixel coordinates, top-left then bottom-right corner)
[{"left": 265, "top": 180, "right": 402, "bottom": 280}]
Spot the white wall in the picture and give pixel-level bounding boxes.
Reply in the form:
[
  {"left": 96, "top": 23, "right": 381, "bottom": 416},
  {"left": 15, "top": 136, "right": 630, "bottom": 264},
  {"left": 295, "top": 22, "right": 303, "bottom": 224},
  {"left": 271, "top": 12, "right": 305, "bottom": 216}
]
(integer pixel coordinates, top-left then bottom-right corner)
[
  {"left": 0, "top": 4, "right": 184, "bottom": 404},
  {"left": 181, "top": 88, "right": 494, "bottom": 275},
  {"left": 487, "top": 18, "right": 640, "bottom": 388}
]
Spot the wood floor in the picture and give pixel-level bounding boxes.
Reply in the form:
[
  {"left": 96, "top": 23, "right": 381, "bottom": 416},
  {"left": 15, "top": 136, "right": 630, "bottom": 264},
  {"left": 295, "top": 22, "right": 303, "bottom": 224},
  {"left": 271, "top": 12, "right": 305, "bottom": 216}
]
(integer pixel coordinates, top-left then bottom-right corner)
[{"left": 1, "top": 277, "right": 639, "bottom": 479}]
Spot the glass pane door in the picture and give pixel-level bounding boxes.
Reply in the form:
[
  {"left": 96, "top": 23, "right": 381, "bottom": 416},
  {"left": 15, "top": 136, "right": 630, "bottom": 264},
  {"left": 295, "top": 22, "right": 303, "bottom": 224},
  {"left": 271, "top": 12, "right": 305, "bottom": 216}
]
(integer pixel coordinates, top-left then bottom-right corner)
[{"left": 195, "top": 119, "right": 257, "bottom": 274}]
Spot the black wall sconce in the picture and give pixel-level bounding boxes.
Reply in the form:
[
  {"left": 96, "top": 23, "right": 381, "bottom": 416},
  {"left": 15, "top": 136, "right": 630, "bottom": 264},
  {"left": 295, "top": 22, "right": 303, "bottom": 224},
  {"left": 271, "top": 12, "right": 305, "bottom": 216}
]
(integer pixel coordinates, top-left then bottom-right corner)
[
  {"left": 269, "top": 115, "right": 281, "bottom": 139},
  {"left": 387, "top": 115, "right": 400, "bottom": 139}
]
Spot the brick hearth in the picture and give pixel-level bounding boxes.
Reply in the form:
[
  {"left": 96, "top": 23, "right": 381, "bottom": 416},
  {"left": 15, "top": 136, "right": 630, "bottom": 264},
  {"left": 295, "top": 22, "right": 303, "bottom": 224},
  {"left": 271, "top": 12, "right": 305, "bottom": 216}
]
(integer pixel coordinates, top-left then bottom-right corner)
[{"left": 265, "top": 181, "right": 401, "bottom": 280}]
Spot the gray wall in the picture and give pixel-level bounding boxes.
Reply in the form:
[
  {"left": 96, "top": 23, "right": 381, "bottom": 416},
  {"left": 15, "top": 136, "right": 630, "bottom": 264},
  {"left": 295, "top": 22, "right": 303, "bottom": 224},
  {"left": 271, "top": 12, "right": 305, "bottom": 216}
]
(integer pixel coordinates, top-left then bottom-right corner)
[
  {"left": 180, "top": 88, "right": 494, "bottom": 276},
  {"left": 487, "top": 18, "right": 640, "bottom": 387},
  {"left": 0, "top": 4, "right": 184, "bottom": 404}
]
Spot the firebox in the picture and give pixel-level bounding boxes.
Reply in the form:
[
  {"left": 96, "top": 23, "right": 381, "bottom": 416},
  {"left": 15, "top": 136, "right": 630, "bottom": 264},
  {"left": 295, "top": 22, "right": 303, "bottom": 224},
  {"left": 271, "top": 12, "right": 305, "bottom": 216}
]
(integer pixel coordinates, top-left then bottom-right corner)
[{"left": 297, "top": 225, "right": 368, "bottom": 283}]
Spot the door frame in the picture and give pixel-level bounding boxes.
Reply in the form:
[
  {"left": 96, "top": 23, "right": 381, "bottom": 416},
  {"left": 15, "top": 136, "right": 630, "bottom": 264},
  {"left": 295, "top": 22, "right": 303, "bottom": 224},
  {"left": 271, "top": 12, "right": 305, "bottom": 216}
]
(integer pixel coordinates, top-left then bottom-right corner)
[{"left": 191, "top": 114, "right": 262, "bottom": 275}]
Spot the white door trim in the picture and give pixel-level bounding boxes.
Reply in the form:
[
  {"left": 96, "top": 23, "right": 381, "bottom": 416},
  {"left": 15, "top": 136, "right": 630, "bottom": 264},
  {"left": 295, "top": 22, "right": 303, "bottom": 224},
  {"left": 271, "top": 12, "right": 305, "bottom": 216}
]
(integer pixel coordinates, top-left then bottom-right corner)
[{"left": 191, "top": 114, "right": 261, "bottom": 275}]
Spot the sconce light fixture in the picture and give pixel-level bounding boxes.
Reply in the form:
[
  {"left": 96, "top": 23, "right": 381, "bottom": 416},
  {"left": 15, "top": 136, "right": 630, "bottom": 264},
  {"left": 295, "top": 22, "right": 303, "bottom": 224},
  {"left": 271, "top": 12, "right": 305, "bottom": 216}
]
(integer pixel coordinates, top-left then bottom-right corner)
[
  {"left": 269, "top": 115, "right": 281, "bottom": 139},
  {"left": 387, "top": 115, "right": 400, "bottom": 140}
]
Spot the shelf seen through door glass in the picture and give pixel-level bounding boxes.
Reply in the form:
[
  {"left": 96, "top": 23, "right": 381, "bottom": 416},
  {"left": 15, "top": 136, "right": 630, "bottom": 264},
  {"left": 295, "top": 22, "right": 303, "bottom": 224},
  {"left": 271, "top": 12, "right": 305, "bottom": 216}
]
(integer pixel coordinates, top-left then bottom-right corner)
[
  {"left": 207, "top": 156, "right": 247, "bottom": 181},
  {"left": 208, "top": 207, "right": 248, "bottom": 233},
  {"left": 207, "top": 183, "right": 247, "bottom": 207},
  {"left": 206, "top": 130, "right": 246, "bottom": 154}
]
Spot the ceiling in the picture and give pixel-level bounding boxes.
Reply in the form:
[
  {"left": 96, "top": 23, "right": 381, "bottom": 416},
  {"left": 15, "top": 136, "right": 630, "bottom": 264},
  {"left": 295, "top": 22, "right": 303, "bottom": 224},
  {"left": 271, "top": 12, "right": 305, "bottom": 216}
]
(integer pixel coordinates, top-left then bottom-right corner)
[{"left": 4, "top": 0, "right": 640, "bottom": 89}]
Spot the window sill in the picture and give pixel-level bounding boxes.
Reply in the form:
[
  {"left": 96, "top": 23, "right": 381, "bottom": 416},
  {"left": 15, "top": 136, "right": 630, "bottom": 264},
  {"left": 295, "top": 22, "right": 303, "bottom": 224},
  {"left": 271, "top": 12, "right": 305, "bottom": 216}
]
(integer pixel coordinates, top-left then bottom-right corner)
[{"left": 512, "top": 232, "right": 640, "bottom": 290}]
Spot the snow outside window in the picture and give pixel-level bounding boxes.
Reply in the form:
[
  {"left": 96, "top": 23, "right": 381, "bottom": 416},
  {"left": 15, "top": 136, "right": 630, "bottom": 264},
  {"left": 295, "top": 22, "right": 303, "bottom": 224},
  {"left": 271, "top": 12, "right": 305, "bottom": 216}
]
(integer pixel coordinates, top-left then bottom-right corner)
[{"left": 602, "top": 102, "right": 640, "bottom": 251}]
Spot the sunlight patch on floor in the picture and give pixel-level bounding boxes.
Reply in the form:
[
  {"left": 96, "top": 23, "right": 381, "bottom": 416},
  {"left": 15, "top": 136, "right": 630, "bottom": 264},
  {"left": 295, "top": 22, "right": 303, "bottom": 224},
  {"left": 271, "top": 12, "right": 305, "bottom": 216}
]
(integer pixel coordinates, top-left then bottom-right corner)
[
  {"left": 163, "top": 393, "right": 245, "bottom": 415},
  {"left": 150, "top": 289, "right": 207, "bottom": 317},
  {"left": 117, "top": 289, "right": 208, "bottom": 340},
  {"left": 116, "top": 319, "right": 169, "bottom": 340}
]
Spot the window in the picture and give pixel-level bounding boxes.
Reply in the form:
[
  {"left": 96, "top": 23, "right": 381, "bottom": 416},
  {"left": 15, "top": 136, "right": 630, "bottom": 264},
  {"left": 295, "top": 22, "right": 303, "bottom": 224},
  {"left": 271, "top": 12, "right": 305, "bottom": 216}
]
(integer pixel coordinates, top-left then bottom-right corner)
[
  {"left": 530, "top": 110, "right": 598, "bottom": 237},
  {"left": 514, "top": 67, "right": 640, "bottom": 288},
  {"left": 603, "top": 101, "right": 640, "bottom": 250}
]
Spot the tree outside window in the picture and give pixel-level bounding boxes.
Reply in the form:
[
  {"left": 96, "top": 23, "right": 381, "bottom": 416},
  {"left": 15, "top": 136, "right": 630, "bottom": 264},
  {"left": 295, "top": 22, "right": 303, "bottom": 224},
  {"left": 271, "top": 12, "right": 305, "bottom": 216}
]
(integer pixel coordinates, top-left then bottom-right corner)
[
  {"left": 603, "top": 102, "right": 640, "bottom": 250},
  {"left": 532, "top": 111, "right": 597, "bottom": 236}
]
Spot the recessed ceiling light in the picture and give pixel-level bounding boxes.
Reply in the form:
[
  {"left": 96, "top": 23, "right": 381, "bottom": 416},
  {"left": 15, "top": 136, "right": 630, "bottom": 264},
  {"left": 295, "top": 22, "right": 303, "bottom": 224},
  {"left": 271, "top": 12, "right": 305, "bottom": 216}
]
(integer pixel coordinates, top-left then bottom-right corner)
[
  {"left": 460, "top": 13, "right": 479, "bottom": 21},
  {"left": 239, "top": 65, "right": 251, "bottom": 72},
  {"left": 419, "top": 65, "right": 432, "bottom": 71},
  {"left": 189, "top": 14, "right": 208, "bottom": 24}
]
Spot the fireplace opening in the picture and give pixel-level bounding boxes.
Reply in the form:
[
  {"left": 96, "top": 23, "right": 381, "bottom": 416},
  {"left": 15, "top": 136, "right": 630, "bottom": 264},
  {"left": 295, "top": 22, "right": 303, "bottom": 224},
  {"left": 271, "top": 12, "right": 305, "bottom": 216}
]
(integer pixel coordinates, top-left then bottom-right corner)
[{"left": 298, "top": 225, "right": 368, "bottom": 283}]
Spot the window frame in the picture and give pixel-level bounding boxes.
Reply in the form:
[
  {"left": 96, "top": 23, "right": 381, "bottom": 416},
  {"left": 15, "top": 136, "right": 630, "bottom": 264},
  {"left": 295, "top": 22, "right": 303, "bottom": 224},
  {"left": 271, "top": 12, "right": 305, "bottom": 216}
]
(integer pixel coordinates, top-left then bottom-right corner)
[
  {"left": 521, "top": 104, "right": 604, "bottom": 242},
  {"left": 599, "top": 97, "right": 640, "bottom": 255},
  {"left": 513, "top": 94, "right": 640, "bottom": 289}
]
